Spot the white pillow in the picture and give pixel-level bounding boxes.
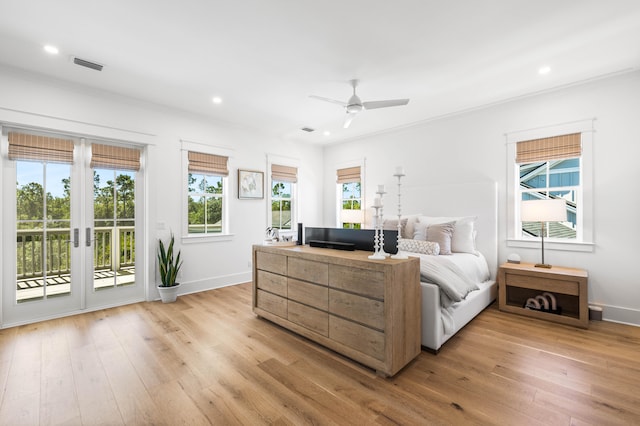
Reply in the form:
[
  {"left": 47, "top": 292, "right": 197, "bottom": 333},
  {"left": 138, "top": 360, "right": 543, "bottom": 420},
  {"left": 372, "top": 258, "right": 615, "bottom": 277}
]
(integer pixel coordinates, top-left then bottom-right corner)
[
  {"left": 412, "top": 221, "right": 427, "bottom": 240},
  {"left": 418, "top": 216, "right": 478, "bottom": 255},
  {"left": 402, "top": 214, "right": 422, "bottom": 239},
  {"left": 399, "top": 238, "right": 440, "bottom": 255}
]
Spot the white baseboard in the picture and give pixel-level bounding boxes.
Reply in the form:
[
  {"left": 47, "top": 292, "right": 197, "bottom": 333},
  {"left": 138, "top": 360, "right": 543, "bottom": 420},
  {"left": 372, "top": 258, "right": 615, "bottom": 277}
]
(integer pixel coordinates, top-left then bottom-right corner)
[
  {"left": 591, "top": 303, "right": 640, "bottom": 327},
  {"left": 166, "top": 271, "right": 252, "bottom": 299}
]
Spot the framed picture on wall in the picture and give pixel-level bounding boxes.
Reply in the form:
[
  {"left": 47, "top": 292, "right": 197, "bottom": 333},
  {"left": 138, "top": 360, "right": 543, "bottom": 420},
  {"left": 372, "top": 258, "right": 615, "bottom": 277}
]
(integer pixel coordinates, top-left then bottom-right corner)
[{"left": 238, "top": 169, "right": 264, "bottom": 199}]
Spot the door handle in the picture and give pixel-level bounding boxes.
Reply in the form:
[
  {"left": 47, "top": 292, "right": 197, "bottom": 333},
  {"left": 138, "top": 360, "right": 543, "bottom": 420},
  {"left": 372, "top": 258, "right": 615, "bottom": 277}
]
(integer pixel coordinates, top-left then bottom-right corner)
[
  {"left": 66, "top": 228, "right": 80, "bottom": 247},
  {"left": 86, "top": 227, "right": 92, "bottom": 247}
]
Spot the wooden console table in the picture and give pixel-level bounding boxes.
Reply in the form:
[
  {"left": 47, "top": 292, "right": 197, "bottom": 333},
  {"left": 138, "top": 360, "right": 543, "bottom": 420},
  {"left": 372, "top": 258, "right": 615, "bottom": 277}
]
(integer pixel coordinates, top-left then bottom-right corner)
[
  {"left": 499, "top": 262, "right": 588, "bottom": 328},
  {"left": 252, "top": 244, "right": 421, "bottom": 377}
]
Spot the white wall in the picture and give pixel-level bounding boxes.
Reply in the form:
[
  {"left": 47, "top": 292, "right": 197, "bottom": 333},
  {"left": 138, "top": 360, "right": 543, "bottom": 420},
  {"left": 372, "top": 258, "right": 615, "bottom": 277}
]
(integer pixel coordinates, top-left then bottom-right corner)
[
  {"left": 2, "top": 64, "right": 638, "bottom": 327},
  {"left": 323, "top": 70, "right": 640, "bottom": 326},
  {"left": 0, "top": 65, "right": 323, "bottom": 317}
]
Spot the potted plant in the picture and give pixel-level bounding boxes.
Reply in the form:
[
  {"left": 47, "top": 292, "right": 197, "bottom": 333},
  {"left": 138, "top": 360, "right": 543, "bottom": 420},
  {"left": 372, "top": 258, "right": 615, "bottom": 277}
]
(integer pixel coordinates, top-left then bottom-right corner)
[{"left": 157, "top": 233, "right": 183, "bottom": 303}]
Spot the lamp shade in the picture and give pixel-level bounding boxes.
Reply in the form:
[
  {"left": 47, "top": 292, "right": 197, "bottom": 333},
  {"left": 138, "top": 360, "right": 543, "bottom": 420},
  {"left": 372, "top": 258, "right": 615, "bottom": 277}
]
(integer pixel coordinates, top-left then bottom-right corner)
[
  {"left": 521, "top": 199, "right": 567, "bottom": 222},
  {"left": 341, "top": 208, "right": 364, "bottom": 224}
]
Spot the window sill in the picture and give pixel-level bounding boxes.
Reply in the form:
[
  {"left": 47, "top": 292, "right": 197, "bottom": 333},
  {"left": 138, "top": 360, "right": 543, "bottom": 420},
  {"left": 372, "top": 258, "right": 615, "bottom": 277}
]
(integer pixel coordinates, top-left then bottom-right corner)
[
  {"left": 507, "top": 239, "right": 594, "bottom": 253},
  {"left": 182, "top": 233, "right": 234, "bottom": 244}
]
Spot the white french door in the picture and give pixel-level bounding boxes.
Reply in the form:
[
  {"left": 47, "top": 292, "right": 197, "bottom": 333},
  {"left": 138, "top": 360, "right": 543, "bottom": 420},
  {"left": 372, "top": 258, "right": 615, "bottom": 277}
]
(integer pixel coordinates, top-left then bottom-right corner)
[
  {"left": 1, "top": 131, "right": 145, "bottom": 327},
  {"left": 84, "top": 157, "right": 143, "bottom": 308}
]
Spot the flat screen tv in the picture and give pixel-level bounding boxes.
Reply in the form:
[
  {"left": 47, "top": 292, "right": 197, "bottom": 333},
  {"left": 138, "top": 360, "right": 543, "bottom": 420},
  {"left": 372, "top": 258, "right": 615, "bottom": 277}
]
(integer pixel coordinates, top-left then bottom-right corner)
[{"left": 304, "top": 227, "right": 398, "bottom": 254}]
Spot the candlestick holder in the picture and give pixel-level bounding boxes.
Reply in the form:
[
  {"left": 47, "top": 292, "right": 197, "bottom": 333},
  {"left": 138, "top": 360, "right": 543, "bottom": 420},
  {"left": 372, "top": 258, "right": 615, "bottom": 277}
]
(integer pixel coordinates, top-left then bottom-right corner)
[
  {"left": 368, "top": 206, "right": 385, "bottom": 260},
  {"left": 376, "top": 188, "right": 389, "bottom": 257},
  {"left": 391, "top": 169, "right": 408, "bottom": 259}
]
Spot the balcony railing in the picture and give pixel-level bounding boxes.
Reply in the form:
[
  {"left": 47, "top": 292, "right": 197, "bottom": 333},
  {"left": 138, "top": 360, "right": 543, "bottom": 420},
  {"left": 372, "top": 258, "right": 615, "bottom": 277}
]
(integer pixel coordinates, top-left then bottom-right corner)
[{"left": 16, "top": 226, "right": 135, "bottom": 282}]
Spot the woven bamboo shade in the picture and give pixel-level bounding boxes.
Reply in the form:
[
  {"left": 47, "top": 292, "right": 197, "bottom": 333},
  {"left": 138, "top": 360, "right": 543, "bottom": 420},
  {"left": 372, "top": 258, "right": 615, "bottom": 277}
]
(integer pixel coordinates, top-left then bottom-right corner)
[
  {"left": 90, "top": 144, "right": 141, "bottom": 171},
  {"left": 188, "top": 151, "right": 229, "bottom": 176},
  {"left": 516, "top": 133, "right": 581, "bottom": 164},
  {"left": 271, "top": 164, "right": 297, "bottom": 183},
  {"left": 8, "top": 132, "right": 74, "bottom": 164},
  {"left": 336, "top": 166, "right": 361, "bottom": 183}
]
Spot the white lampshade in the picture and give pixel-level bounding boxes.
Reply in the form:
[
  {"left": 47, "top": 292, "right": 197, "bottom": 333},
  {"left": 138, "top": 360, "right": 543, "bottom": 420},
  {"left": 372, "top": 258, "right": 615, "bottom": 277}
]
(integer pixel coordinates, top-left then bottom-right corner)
[
  {"left": 521, "top": 199, "right": 567, "bottom": 222},
  {"left": 341, "top": 209, "right": 364, "bottom": 224}
]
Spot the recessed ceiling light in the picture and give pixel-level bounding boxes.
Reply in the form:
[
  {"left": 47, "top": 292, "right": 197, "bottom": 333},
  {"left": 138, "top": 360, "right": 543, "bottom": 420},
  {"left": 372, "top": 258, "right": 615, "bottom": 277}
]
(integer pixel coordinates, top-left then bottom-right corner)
[
  {"left": 538, "top": 66, "right": 551, "bottom": 75},
  {"left": 43, "top": 45, "right": 59, "bottom": 55},
  {"left": 212, "top": 96, "right": 222, "bottom": 104},
  {"left": 323, "top": 131, "right": 331, "bottom": 136}
]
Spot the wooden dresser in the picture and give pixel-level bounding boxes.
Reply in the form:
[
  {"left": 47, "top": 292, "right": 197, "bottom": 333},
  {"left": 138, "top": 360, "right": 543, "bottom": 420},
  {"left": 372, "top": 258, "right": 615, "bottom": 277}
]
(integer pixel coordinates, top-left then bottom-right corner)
[{"left": 252, "top": 244, "right": 421, "bottom": 377}]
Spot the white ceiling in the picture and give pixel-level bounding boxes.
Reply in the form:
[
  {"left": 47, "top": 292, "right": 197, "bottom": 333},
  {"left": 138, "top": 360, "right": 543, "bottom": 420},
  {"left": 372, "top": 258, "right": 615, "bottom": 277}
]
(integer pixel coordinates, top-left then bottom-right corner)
[{"left": 1, "top": 1, "right": 639, "bottom": 144}]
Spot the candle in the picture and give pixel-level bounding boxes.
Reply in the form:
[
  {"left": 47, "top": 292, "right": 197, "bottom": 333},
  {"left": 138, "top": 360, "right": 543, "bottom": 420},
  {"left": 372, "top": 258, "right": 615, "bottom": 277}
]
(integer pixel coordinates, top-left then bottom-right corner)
[
  {"left": 373, "top": 197, "right": 382, "bottom": 207},
  {"left": 377, "top": 184, "right": 385, "bottom": 193},
  {"left": 395, "top": 166, "right": 405, "bottom": 175}
]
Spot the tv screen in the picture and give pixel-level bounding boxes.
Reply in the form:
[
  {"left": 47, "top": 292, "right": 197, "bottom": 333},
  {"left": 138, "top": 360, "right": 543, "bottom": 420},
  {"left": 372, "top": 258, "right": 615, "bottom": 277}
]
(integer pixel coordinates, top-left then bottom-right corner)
[{"left": 304, "top": 227, "right": 398, "bottom": 254}]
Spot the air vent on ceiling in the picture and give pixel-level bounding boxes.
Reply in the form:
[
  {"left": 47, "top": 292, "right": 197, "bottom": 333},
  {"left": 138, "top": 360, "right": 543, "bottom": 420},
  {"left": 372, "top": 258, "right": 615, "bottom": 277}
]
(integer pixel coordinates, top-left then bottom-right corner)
[
  {"left": 72, "top": 56, "right": 104, "bottom": 71},
  {"left": 301, "top": 127, "right": 315, "bottom": 132}
]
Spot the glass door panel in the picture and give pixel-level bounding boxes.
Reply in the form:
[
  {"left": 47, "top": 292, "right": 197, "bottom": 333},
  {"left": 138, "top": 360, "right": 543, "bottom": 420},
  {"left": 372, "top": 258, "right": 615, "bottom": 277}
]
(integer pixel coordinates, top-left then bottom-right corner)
[
  {"left": 16, "top": 161, "right": 73, "bottom": 303},
  {"left": 92, "top": 168, "right": 136, "bottom": 291}
]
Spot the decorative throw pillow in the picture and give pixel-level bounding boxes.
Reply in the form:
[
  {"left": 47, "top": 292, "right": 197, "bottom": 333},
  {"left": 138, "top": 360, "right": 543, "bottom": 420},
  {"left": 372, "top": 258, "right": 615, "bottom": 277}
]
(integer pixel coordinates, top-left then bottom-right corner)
[
  {"left": 418, "top": 215, "right": 478, "bottom": 255},
  {"left": 383, "top": 218, "right": 408, "bottom": 235},
  {"left": 425, "top": 222, "right": 455, "bottom": 255},
  {"left": 399, "top": 238, "right": 440, "bottom": 255}
]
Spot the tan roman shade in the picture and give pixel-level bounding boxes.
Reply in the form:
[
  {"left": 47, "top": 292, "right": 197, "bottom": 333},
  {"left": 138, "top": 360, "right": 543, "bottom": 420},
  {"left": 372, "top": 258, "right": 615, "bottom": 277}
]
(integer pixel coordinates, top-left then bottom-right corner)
[
  {"left": 271, "top": 164, "right": 297, "bottom": 183},
  {"left": 516, "top": 133, "right": 581, "bottom": 164},
  {"left": 336, "top": 166, "right": 361, "bottom": 183},
  {"left": 90, "top": 143, "right": 141, "bottom": 171},
  {"left": 188, "top": 151, "right": 229, "bottom": 176},
  {"left": 8, "top": 132, "right": 74, "bottom": 164}
]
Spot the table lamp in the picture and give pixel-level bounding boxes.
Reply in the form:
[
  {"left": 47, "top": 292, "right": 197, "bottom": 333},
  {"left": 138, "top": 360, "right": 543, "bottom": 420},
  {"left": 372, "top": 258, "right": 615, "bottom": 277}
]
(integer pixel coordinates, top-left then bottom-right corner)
[{"left": 521, "top": 199, "right": 567, "bottom": 268}]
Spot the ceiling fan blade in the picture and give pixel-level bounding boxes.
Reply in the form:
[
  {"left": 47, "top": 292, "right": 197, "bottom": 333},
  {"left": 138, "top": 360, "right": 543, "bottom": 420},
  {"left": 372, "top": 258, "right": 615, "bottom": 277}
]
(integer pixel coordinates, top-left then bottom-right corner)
[
  {"left": 309, "top": 95, "right": 346, "bottom": 107},
  {"left": 343, "top": 112, "right": 357, "bottom": 128},
  {"left": 362, "top": 99, "right": 410, "bottom": 110}
]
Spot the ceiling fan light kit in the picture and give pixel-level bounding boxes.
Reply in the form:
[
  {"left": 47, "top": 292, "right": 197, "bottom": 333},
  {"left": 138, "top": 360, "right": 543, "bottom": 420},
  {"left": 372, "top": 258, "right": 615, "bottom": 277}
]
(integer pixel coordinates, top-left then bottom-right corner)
[{"left": 311, "top": 79, "right": 409, "bottom": 128}]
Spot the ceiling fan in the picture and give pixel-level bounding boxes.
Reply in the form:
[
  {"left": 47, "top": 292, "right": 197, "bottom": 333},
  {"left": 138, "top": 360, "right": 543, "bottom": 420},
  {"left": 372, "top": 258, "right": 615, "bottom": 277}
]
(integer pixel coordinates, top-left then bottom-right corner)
[{"left": 310, "top": 79, "right": 410, "bottom": 128}]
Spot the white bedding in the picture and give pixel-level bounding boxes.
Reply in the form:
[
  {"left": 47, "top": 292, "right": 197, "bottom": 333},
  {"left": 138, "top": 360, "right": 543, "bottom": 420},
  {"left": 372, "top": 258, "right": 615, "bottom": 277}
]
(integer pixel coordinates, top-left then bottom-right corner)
[
  {"left": 415, "top": 252, "right": 490, "bottom": 297},
  {"left": 414, "top": 252, "right": 491, "bottom": 335}
]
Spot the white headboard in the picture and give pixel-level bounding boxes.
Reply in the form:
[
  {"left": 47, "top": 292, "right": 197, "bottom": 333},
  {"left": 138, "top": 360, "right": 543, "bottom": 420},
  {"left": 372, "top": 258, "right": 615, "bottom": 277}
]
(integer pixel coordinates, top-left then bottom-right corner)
[{"left": 400, "top": 181, "right": 498, "bottom": 280}]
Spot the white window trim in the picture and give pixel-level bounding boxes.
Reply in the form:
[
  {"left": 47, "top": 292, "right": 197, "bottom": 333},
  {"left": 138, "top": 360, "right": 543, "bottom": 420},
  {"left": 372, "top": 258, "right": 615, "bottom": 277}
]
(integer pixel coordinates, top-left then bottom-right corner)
[
  {"left": 266, "top": 154, "right": 299, "bottom": 237},
  {"left": 505, "top": 119, "right": 594, "bottom": 252},
  {"left": 335, "top": 158, "right": 366, "bottom": 227},
  {"left": 181, "top": 140, "right": 234, "bottom": 243}
]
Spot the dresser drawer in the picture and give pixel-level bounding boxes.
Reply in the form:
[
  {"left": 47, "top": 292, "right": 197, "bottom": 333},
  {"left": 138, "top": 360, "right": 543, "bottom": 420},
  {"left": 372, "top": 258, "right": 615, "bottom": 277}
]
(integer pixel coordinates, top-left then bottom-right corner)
[
  {"left": 256, "top": 251, "right": 287, "bottom": 275},
  {"left": 257, "top": 270, "right": 287, "bottom": 297},
  {"left": 288, "top": 257, "right": 328, "bottom": 285},
  {"left": 505, "top": 273, "right": 579, "bottom": 296},
  {"left": 329, "top": 315, "right": 385, "bottom": 361},
  {"left": 329, "top": 289, "right": 384, "bottom": 330},
  {"left": 329, "top": 264, "right": 384, "bottom": 299},
  {"left": 256, "top": 289, "right": 287, "bottom": 318},
  {"left": 288, "top": 300, "right": 329, "bottom": 336},
  {"left": 288, "top": 278, "right": 328, "bottom": 310}
]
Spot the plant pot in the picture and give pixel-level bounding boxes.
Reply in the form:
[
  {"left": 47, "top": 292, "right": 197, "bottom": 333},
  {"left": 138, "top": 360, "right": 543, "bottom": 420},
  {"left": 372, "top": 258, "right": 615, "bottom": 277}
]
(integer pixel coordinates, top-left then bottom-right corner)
[{"left": 157, "top": 283, "right": 181, "bottom": 303}]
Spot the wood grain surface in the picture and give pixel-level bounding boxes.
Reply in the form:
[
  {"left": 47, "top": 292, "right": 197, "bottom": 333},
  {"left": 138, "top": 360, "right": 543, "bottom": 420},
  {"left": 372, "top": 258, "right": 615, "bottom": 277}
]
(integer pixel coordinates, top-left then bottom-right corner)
[{"left": 1, "top": 282, "right": 639, "bottom": 425}]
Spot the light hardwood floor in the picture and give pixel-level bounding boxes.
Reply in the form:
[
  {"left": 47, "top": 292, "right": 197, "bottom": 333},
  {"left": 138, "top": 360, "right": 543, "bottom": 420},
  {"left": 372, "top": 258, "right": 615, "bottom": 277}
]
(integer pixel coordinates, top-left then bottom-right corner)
[{"left": 1, "top": 282, "right": 639, "bottom": 425}]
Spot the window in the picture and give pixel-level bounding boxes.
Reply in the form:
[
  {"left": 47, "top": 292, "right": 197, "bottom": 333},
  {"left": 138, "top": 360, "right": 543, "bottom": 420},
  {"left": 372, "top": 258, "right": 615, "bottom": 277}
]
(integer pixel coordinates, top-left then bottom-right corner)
[
  {"left": 337, "top": 165, "right": 362, "bottom": 229},
  {"left": 518, "top": 133, "right": 580, "bottom": 240},
  {"left": 507, "top": 120, "right": 594, "bottom": 250},
  {"left": 270, "top": 164, "right": 297, "bottom": 230},
  {"left": 183, "top": 147, "right": 229, "bottom": 236}
]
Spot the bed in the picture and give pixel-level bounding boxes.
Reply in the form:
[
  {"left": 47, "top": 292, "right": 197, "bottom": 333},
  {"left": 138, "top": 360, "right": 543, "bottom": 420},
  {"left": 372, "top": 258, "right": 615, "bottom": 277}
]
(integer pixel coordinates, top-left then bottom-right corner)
[{"left": 391, "top": 181, "right": 498, "bottom": 352}]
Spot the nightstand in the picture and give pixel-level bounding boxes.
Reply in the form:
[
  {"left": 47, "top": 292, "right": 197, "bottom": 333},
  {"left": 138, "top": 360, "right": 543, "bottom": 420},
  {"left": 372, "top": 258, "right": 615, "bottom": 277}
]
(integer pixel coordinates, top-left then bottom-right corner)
[{"left": 498, "top": 262, "right": 588, "bottom": 328}]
